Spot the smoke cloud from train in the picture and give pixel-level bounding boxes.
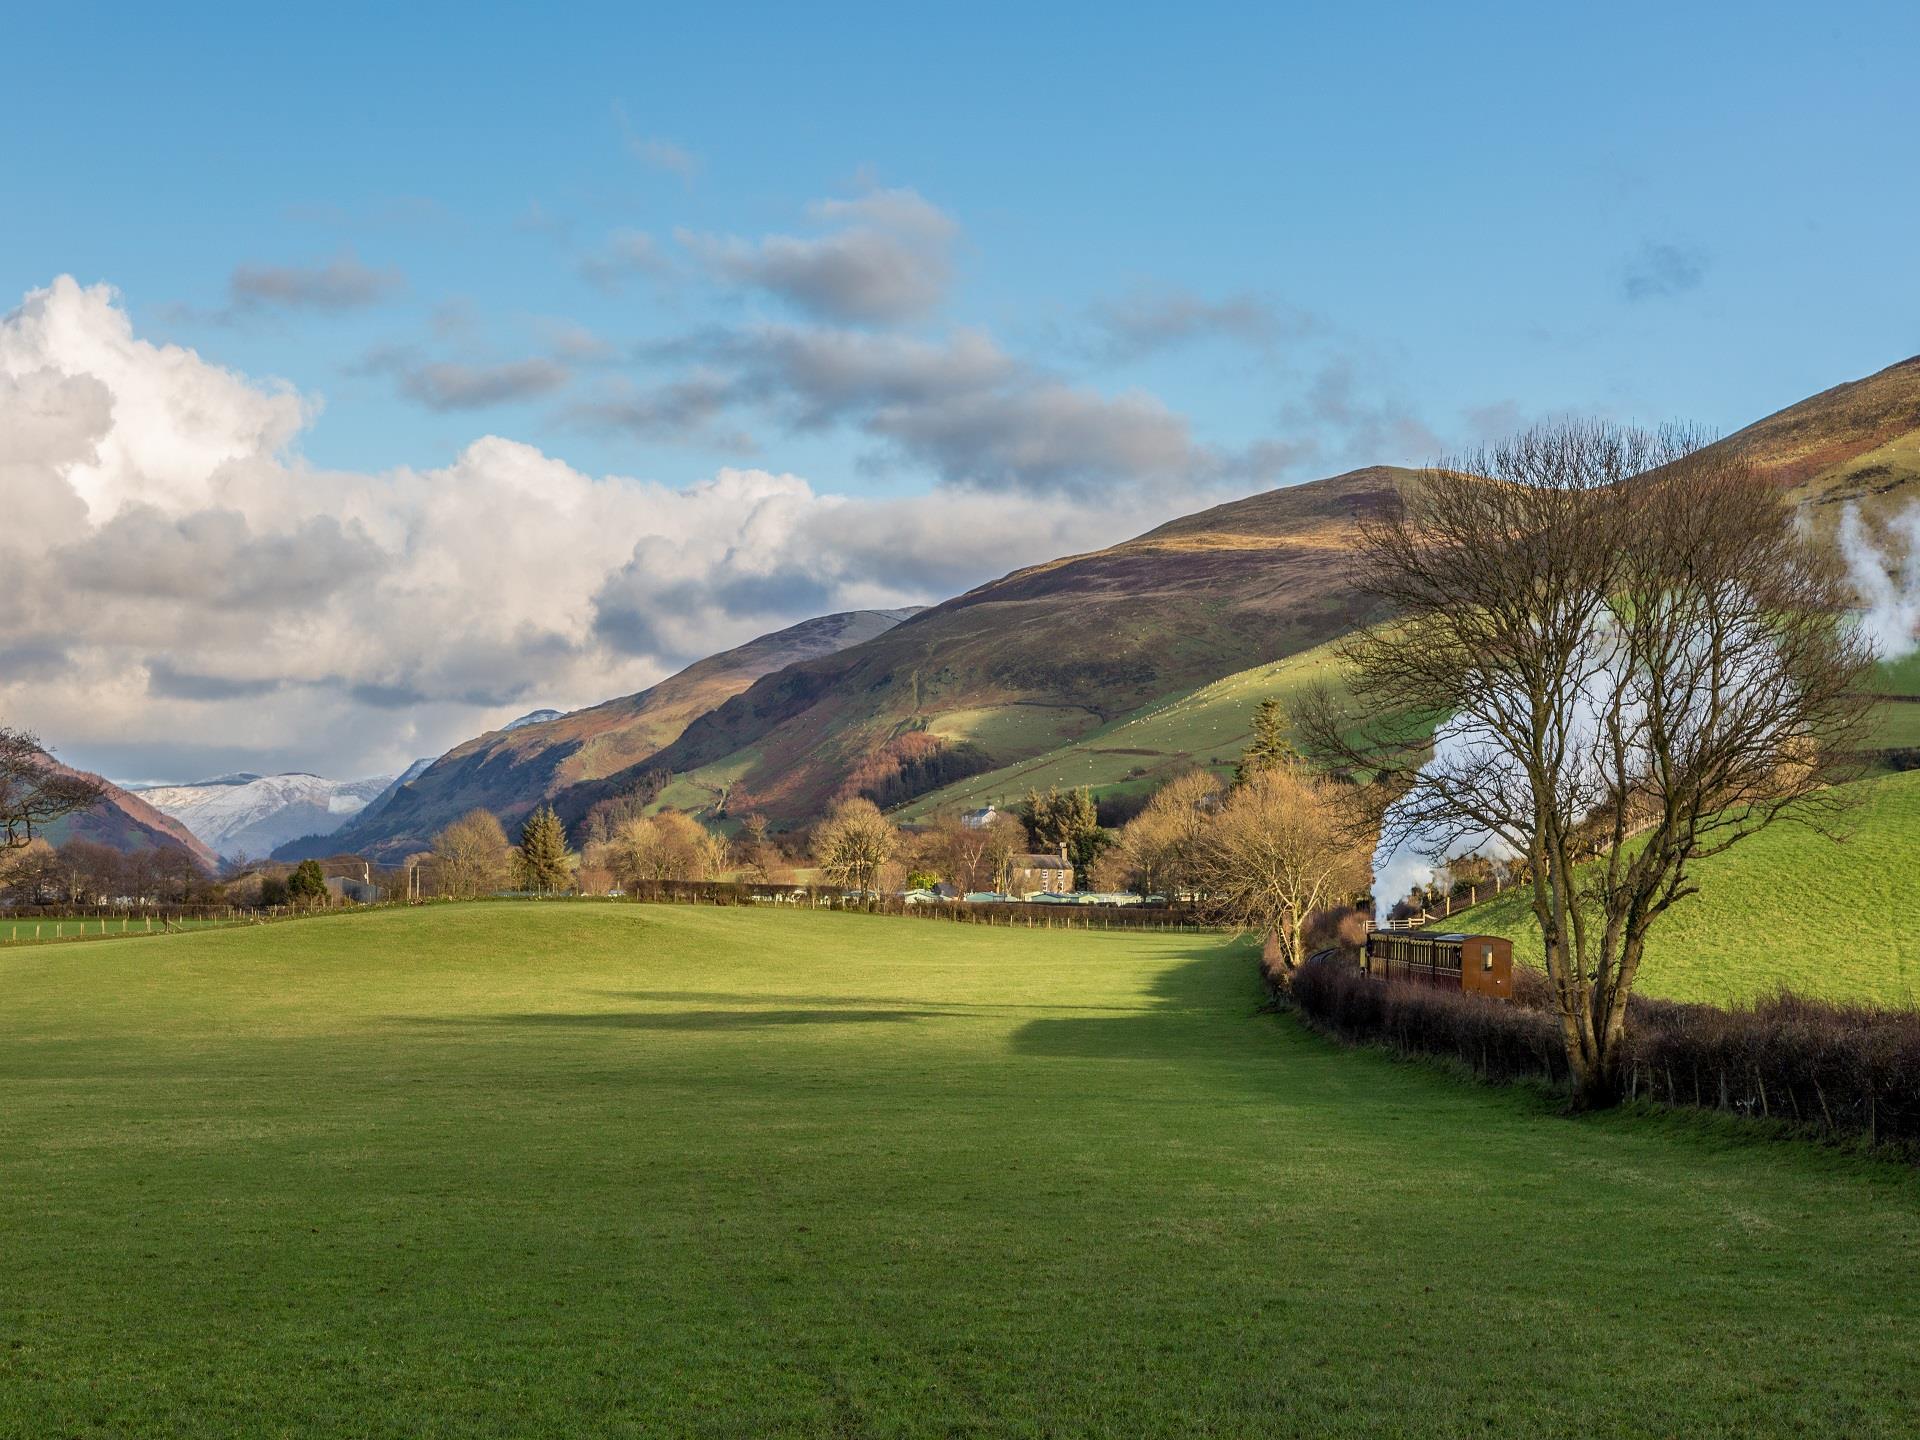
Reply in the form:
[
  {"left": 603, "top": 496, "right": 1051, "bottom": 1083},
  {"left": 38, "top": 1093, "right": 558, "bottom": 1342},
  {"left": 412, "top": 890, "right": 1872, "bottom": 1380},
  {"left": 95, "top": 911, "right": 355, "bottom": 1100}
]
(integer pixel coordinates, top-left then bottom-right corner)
[{"left": 1838, "top": 502, "right": 1920, "bottom": 661}]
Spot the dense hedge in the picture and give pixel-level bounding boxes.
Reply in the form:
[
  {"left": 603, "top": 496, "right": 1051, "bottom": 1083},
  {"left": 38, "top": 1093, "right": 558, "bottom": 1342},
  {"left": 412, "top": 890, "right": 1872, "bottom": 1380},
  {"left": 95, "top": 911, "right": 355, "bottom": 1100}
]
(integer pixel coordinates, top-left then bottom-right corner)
[
  {"left": 1289, "top": 956, "right": 1570, "bottom": 1086},
  {"left": 1285, "top": 953, "right": 1920, "bottom": 1150}
]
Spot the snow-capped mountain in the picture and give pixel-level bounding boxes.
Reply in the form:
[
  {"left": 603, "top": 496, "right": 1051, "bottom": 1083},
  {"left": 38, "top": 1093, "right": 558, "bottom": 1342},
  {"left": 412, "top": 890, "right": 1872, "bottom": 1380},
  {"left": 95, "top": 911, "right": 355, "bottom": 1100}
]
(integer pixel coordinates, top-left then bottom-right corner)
[
  {"left": 132, "top": 771, "right": 396, "bottom": 859},
  {"left": 500, "top": 709, "right": 563, "bottom": 732}
]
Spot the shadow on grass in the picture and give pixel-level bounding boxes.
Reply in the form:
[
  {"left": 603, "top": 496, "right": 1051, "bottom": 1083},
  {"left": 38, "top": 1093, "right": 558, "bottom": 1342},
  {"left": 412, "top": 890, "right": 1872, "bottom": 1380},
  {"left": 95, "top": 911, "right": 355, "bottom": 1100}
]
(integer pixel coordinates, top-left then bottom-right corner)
[
  {"left": 1008, "top": 943, "right": 1261, "bottom": 1060},
  {"left": 390, "top": 1007, "right": 953, "bottom": 1032},
  {"left": 594, "top": 988, "right": 1152, "bottom": 1015}
]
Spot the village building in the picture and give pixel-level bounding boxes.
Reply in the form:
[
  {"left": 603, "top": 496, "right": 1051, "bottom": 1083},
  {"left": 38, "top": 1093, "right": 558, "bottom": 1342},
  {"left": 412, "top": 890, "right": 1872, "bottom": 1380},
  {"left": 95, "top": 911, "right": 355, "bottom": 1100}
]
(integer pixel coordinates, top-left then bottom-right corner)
[{"left": 1008, "top": 853, "right": 1071, "bottom": 897}]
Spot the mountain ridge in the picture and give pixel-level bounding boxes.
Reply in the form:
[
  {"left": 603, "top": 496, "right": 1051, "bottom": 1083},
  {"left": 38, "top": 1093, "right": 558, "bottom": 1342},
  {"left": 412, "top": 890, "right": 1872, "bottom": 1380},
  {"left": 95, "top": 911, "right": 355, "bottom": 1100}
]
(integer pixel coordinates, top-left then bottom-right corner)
[
  {"left": 547, "top": 467, "right": 1406, "bottom": 828},
  {"left": 298, "top": 607, "right": 922, "bottom": 861}
]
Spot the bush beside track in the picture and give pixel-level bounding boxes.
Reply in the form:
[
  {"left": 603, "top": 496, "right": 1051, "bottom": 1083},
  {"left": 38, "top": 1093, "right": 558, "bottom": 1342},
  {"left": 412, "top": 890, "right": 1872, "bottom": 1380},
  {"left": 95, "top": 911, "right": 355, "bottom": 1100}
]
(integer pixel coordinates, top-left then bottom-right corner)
[{"left": 1282, "top": 950, "right": 1920, "bottom": 1152}]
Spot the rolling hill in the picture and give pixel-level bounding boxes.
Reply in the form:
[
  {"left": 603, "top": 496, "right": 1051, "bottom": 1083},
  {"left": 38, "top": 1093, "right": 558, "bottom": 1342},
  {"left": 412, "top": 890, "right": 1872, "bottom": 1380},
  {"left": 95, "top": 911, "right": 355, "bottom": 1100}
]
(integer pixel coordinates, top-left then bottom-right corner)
[
  {"left": 550, "top": 467, "right": 1406, "bottom": 829},
  {"left": 304, "top": 608, "right": 919, "bottom": 861}
]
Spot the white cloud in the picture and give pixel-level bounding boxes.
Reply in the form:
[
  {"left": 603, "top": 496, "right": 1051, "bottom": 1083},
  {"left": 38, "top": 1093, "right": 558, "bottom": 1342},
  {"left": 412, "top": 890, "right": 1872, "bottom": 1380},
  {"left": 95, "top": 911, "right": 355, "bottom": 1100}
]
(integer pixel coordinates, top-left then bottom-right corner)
[{"left": 0, "top": 277, "right": 1177, "bottom": 782}]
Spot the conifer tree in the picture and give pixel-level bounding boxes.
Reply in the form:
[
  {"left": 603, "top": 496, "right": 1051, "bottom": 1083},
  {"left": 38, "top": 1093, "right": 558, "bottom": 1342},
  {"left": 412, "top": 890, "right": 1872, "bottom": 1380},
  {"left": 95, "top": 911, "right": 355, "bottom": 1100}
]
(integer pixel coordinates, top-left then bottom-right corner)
[
  {"left": 1018, "top": 785, "right": 1109, "bottom": 884},
  {"left": 1234, "top": 698, "right": 1300, "bottom": 786},
  {"left": 515, "top": 805, "right": 576, "bottom": 894},
  {"left": 287, "top": 858, "right": 329, "bottom": 908}
]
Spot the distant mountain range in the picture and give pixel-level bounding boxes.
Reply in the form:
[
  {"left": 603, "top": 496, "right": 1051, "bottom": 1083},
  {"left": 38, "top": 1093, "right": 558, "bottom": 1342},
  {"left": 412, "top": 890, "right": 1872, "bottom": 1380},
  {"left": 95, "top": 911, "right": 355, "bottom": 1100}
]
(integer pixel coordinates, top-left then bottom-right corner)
[
  {"left": 134, "top": 772, "right": 397, "bottom": 859},
  {"left": 263, "top": 352, "right": 1920, "bottom": 860},
  {"left": 283, "top": 609, "right": 921, "bottom": 861}
]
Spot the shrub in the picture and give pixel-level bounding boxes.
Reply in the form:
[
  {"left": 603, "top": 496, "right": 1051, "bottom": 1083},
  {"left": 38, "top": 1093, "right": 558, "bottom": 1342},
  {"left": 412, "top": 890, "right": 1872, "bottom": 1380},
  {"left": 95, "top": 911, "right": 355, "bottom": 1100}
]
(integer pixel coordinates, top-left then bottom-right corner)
[
  {"left": 1289, "top": 955, "right": 1567, "bottom": 1086},
  {"left": 1285, "top": 954, "right": 1920, "bottom": 1149}
]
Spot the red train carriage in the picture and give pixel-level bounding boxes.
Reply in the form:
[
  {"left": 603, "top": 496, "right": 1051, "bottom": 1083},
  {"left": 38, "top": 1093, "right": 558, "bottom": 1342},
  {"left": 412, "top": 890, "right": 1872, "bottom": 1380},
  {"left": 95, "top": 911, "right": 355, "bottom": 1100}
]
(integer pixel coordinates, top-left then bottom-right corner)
[{"left": 1363, "top": 930, "right": 1513, "bottom": 1002}]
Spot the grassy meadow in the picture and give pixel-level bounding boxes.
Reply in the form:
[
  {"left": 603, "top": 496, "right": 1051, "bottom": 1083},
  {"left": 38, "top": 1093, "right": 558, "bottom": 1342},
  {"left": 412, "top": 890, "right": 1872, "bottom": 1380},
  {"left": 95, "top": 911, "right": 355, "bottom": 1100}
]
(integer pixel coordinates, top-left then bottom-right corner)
[
  {"left": 3, "top": 902, "right": 1918, "bottom": 1437},
  {"left": 1459, "top": 770, "right": 1920, "bottom": 1007}
]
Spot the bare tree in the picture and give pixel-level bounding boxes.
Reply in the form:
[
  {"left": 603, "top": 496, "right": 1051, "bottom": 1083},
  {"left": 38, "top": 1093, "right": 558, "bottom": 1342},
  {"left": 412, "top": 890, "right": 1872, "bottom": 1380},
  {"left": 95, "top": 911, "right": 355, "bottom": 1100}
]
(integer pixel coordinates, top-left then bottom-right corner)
[
  {"left": 813, "top": 798, "right": 898, "bottom": 895},
  {"left": 0, "top": 727, "right": 105, "bottom": 852},
  {"left": 1100, "top": 770, "right": 1222, "bottom": 897},
  {"left": 1303, "top": 422, "right": 1873, "bottom": 1107},
  {"left": 1200, "top": 765, "right": 1370, "bottom": 976},
  {"left": 431, "top": 810, "right": 513, "bottom": 899},
  {"left": 588, "top": 811, "right": 724, "bottom": 888}
]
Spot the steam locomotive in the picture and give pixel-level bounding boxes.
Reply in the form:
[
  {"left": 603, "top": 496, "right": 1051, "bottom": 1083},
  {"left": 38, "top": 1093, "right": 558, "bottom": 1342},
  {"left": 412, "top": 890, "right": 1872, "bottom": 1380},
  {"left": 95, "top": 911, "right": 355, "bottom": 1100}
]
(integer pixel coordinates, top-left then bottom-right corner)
[{"left": 1363, "top": 930, "right": 1514, "bottom": 1001}]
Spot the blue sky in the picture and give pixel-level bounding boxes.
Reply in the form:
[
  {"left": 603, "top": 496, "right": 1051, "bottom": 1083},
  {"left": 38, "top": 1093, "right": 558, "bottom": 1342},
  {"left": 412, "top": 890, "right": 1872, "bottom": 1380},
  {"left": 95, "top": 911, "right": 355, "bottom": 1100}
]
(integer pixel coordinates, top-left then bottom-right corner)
[
  {"left": 3, "top": 1, "right": 1918, "bottom": 783},
  {"left": 8, "top": 1, "right": 1916, "bottom": 491}
]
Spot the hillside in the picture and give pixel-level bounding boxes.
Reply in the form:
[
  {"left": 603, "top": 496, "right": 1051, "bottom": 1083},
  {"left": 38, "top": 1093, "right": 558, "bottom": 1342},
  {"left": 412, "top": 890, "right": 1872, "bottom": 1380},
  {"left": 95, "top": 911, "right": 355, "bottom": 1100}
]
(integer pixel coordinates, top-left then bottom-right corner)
[
  {"left": 308, "top": 608, "right": 918, "bottom": 861},
  {"left": 1454, "top": 769, "right": 1920, "bottom": 1008},
  {"left": 899, "top": 641, "right": 1347, "bottom": 817},
  {"left": 1712, "top": 353, "right": 1920, "bottom": 524},
  {"left": 556, "top": 468, "right": 1407, "bottom": 828},
  {"left": 29, "top": 754, "right": 218, "bottom": 869}
]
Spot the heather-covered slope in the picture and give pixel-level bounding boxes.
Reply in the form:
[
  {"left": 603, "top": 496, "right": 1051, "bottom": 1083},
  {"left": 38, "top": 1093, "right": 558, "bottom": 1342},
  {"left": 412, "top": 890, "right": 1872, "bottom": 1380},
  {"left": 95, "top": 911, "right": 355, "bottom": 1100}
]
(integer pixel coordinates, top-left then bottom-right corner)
[
  {"left": 1711, "top": 353, "right": 1920, "bottom": 523},
  {"left": 306, "top": 608, "right": 918, "bottom": 861}
]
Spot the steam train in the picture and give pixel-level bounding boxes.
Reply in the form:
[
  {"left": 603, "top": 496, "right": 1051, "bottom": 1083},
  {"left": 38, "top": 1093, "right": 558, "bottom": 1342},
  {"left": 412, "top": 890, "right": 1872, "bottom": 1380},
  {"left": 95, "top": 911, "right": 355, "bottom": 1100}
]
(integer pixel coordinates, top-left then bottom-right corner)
[{"left": 1363, "top": 930, "right": 1514, "bottom": 1001}]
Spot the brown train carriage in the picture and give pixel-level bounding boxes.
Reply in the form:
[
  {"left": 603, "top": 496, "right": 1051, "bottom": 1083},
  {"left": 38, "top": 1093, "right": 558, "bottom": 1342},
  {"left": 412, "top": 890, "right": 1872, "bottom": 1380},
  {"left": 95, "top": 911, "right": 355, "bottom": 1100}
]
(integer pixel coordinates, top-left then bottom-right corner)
[{"left": 1363, "top": 930, "right": 1513, "bottom": 1001}]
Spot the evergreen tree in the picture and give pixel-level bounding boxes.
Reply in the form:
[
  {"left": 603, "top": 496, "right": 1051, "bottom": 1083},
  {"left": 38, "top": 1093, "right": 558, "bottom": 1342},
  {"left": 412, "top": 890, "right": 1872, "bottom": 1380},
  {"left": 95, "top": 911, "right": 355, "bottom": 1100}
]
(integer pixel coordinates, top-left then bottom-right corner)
[
  {"left": 1234, "top": 698, "right": 1300, "bottom": 785},
  {"left": 287, "top": 859, "right": 328, "bottom": 908},
  {"left": 1018, "top": 785, "right": 1109, "bottom": 885},
  {"left": 515, "top": 805, "right": 576, "bottom": 894}
]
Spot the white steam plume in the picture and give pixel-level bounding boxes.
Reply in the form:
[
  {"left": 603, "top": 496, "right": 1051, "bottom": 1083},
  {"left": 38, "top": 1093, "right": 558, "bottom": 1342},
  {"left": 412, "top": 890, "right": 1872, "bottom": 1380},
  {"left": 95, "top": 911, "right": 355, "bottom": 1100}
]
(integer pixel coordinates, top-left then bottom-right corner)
[{"left": 1838, "top": 502, "right": 1920, "bottom": 662}]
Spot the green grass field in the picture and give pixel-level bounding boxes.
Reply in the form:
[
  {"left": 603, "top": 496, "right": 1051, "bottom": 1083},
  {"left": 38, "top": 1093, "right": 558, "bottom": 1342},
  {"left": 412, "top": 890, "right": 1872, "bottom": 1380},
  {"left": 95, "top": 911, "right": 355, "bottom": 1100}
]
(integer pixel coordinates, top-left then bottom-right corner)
[
  {"left": 1456, "top": 770, "right": 1920, "bottom": 1007},
  {"left": 3, "top": 902, "right": 1917, "bottom": 1437}
]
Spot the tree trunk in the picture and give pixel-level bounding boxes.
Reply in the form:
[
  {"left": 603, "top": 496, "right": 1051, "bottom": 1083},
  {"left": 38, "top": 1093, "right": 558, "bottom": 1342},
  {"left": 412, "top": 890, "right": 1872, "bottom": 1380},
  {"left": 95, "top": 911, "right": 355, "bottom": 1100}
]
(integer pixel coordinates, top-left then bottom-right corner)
[{"left": 1567, "top": 1010, "right": 1627, "bottom": 1110}]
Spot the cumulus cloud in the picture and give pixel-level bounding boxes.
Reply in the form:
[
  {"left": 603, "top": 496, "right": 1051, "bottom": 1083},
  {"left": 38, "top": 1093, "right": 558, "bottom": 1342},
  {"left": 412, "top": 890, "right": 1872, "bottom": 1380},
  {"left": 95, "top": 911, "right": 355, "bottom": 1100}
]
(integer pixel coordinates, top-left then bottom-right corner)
[
  {"left": 683, "top": 187, "right": 957, "bottom": 323},
  {"left": 1620, "top": 241, "right": 1709, "bottom": 302},
  {"left": 229, "top": 251, "right": 404, "bottom": 312},
  {"left": 0, "top": 277, "right": 1182, "bottom": 781}
]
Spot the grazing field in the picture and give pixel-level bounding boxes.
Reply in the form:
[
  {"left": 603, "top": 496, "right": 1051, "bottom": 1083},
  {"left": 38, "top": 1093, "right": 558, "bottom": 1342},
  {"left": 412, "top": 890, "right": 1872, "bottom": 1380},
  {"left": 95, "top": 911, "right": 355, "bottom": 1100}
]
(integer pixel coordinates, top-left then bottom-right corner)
[
  {"left": 2, "top": 903, "right": 1917, "bottom": 1438},
  {"left": 1458, "top": 770, "right": 1920, "bottom": 1007}
]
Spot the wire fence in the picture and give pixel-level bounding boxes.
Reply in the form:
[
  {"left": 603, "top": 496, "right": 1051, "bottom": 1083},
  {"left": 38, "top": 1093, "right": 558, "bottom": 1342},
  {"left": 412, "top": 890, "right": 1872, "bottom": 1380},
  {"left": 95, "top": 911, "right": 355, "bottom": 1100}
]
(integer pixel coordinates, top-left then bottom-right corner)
[
  {"left": 0, "top": 900, "right": 411, "bottom": 948},
  {"left": 600, "top": 879, "right": 1221, "bottom": 931},
  {"left": 1, "top": 884, "right": 1224, "bottom": 949}
]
